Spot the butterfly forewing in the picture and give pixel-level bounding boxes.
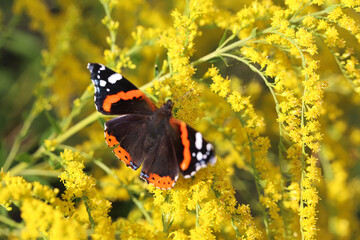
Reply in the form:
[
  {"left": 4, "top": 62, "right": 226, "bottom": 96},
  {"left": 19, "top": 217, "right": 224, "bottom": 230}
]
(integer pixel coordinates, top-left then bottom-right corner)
[{"left": 88, "top": 63, "right": 156, "bottom": 115}]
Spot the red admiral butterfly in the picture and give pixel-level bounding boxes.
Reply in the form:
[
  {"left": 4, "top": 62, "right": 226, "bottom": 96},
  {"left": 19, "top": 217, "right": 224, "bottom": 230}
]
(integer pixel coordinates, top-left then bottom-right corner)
[{"left": 88, "top": 63, "right": 216, "bottom": 190}]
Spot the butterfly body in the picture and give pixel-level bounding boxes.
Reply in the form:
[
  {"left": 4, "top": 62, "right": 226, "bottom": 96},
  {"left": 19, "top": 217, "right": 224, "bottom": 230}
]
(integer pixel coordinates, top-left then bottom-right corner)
[{"left": 88, "top": 63, "right": 216, "bottom": 190}]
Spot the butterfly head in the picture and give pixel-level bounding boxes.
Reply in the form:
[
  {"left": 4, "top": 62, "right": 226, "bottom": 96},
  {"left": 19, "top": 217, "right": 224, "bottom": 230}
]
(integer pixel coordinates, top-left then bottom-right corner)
[
  {"left": 164, "top": 99, "right": 173, "bottom": 112},
  {"left": 154, "top": 99, "right": 174, "bottom": 120}
]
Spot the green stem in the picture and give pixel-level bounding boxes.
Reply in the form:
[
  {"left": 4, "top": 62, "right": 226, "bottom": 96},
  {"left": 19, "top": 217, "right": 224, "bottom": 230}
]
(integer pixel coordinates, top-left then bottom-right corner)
[
  {"left": 271, "top": 30, "right": 309, "bottom": 240},
  {"left": 19, "top": 169, "right": 60, "bottom": 177},
  {"left": 131, "top": 195, "right": 153, "bottom": 225},
  {"left": 100, "top": 0, "right": 117, "bottom": 53},
  {"left": 94, "top": 160, "right": 117, "bottom": 178},
  {"left": 196, "top": 204, "right": 200, "bottom": 227},
  {"left": 61, "top": 84, "right": 92, "bottom": 131},
  {"left": 3, "top": 109, "right": 37, "bottom": 172},
  {"left": 54, "top": 111, "right": 102, "bottom": 144},
  {"left": 0, "top": 214, "right": 24, "bottom": 229},
  {"left": 290, "top": 4, "right": 341, "bottom": 23},
  {"left": 191, "top": 34, "right": 255, "bottom": 66}
]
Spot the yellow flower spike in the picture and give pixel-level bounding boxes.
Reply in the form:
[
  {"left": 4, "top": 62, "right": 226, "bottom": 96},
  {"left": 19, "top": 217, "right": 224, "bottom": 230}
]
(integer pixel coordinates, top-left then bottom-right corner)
[{"left": 205, "top": 66, "right": 231, "bottom": 97}]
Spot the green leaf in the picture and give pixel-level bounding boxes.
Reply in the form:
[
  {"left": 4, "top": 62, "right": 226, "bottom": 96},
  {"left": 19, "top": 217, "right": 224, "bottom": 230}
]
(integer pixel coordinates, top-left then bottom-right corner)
[
  {"left": 218, "top": 29, "right": 228, "bottom": 48},
  {"left": 251, "top": 27, "right": 258, "bottom": 38},
  {"left": 162, "top": 212, "right": 174, "bottom": 233},
  {"left": 324, "top": 4, "right": 340, "bottom": 13},
  {"left": 219, "top": 55, "right": 229, "bottom": 67},
  {"left": 83, "top": 196, "right": 96, "bottom": 230},
  {"left": 231, "top": 218, "right": 241, "bottom": 238}
]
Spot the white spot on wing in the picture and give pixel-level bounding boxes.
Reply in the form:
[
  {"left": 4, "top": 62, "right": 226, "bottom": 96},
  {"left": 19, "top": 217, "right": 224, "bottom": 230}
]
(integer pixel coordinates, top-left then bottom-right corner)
[
  {"left": 195, "top": 163, "right": 201, "bottom": 171},
  {"left": 196, "top": 152, "right": 203, "bottom": 161},
  {"left": 195, "top": 132, "right": 203, "bottom": 150},
  {"left": 99, "top": 64, "right": 106, "bottom": 70},
  {"left": 206, "top": 143, "right": 212, "bottom": 151},
  {"left": 108, "top": 73, "right": 123, "bottom": 84},
  {"left": 100, "top": 80, "right": 107, "bottom": 87}
]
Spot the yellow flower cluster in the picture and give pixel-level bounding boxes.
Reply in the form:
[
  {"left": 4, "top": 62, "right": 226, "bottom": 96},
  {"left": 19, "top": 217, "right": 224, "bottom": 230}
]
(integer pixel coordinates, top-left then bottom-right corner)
[
  {"left": 148, "top": 160, "right": 262, "bottom": 239},
  {"left": 0, "top": 173, "right": 86, "bottom": 239},
  {"left": 59, "top": 149, "right": 115, "bottom": 240}
]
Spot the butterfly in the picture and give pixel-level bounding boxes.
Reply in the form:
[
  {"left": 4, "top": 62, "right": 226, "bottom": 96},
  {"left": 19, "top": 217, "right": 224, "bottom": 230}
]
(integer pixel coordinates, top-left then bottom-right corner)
[{"left": 88, "top": 63, "right": 216, "bottom": 190}]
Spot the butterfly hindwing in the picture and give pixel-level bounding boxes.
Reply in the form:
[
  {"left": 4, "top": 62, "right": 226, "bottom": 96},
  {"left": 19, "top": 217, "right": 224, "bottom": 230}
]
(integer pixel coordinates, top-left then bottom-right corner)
[
  {"left": 88, "top": 63, "right": 156, "bottom": 115},
  {"left": 140, "top": 123, "right": 180, "bottom": 190},
  {"left": 170, "top": 118, "right": 216, "bottom": 178},
  {"left": 104, "top": 114, "right": 151, "bottom": 170}
]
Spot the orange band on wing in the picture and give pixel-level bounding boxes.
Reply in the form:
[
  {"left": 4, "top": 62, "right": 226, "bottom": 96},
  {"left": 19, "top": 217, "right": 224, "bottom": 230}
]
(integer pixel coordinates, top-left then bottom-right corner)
[
  {"left": 114, "top": 145, "right": 131, "bottom": 165},
  {"left": 105, "top": 131, "right": 119, "bottom": 147},
  {"left": 179, "top": 121, "right": 191, "bottom": 171},
  {"left": 147, "top": 173, "right": 175, "bottom": 189},
  {"left": 103, "top": 90, "right": 145, "bottom": 112},
  {"left": 105, "top": 131, "right": 131, "bottom": 165},
  {"left": 103, "top": 89, "right": 156, "bottom": 112}
]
